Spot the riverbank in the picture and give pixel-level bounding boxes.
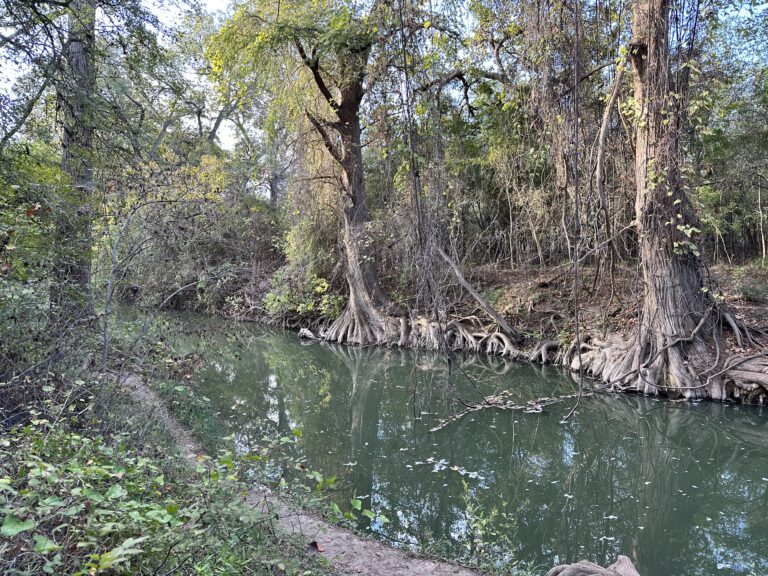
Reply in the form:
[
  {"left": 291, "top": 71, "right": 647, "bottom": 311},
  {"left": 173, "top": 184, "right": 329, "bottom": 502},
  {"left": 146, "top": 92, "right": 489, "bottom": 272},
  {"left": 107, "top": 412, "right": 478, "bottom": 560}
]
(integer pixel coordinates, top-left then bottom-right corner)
[
  {"left": 165, "top": 260, "right": 768, "bottom": 405},
  {"left": 0, "top": 370, "right": 337, "bottom": 576},
  {"left": 121, "top": 372, "right": 482, "bottom": 576},
  {"left": 129, "top": 256, "right": 768, "bottom": 346},
  {"left": 123, "top": 368, "right": 645, "bottom": 576}
]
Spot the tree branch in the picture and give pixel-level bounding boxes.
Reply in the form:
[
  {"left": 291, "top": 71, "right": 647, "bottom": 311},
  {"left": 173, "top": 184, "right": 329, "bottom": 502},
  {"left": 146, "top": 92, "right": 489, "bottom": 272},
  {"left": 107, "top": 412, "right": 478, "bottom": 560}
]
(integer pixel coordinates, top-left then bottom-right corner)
[
  {"left": 305, "top": 110, "right": 343, "bottom": 165},
  {"left": 0, "top": 76, "right": 51, "bottom": 150},
  {"left": 294, "top": 39, "right": 339, "bottom": 114},
  {"left": 437, "top": 246, "right": 521, "bottom": 341},
  {"left": 419, "top": 68, "right": 509, "bottom": 92}
]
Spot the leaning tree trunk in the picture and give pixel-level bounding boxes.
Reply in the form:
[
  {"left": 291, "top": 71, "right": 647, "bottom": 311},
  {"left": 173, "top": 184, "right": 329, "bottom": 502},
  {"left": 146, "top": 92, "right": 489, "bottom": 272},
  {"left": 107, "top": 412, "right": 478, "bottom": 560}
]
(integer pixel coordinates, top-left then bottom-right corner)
[{"left": 53, "top": 0, "right": 96, "bottom": 320}]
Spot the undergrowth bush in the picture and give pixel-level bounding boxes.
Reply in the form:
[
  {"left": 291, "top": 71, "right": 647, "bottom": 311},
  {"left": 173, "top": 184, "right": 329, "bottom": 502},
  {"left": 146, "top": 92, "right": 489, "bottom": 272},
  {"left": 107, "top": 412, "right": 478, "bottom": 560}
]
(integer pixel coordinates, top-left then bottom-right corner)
[
  {"left": 738, "top": 285, "right": 768, "bottom": 303},
  {"left": 0, "top": 380, "right": 330, "bottom": 576},
  {"left": 264, "top": 266, "right": 344, "bottom": 322}
]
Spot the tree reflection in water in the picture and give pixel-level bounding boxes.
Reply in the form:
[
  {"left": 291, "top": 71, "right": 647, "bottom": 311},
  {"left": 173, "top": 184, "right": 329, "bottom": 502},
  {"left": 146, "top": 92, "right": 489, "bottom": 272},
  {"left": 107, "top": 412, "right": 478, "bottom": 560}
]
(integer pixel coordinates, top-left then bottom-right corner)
[{"left": 170, "top": 316, "right": 768, "bottom": 576}]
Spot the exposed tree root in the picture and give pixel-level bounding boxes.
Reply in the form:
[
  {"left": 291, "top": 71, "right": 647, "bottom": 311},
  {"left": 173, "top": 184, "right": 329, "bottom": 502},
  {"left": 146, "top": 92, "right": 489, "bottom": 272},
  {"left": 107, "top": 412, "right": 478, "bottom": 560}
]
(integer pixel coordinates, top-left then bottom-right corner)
[
  {"left": 546, "top": 555, "right": 640, "bottom": 576},
  {"left": 320, "top": 227, "right": 523, "bottom": 357},
  {"left": 545, "top": 309, "right": 768, "bottom": 405},
  {"left": 529, "top": 340, "right": 560, "bottom": 364},
  {"left": 298, "top": 328, "right": 317, "bottom": 340},
  {"left": 320, "top": 305, "right": 524, "bottom": 359}
]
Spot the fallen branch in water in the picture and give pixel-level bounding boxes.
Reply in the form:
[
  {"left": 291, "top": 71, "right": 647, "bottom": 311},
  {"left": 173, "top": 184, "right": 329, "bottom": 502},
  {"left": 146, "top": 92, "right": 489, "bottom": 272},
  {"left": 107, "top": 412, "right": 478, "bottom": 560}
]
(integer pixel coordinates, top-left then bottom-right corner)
[{"left": 429, "top": 386, "right": 608, "bottom": 432}]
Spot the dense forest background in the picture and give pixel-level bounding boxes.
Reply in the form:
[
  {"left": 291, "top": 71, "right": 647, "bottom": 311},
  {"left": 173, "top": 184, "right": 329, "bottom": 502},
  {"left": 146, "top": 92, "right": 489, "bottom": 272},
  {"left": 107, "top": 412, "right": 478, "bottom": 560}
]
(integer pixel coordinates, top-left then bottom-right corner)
[
  {"left": 1, "top": 0, "right": 768, "bottom": 573},
  {"left": 3, "top": 0, "right": 768, "bottom": 393}
]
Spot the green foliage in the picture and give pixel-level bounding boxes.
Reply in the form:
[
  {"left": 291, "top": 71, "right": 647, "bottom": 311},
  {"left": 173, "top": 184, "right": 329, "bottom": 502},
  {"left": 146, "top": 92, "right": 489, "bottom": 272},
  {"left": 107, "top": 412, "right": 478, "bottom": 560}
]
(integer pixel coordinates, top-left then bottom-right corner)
[
  {"left": 108, "top": 158, "right": 280, "bottom": 319},
  {"left": 484, "top": 287, "right": 503, "bottom": 309},
  {"left": 0, "top": 389, "right": 329, "bottom": 575},
  {"left": 264, "top": 267, "right": 344, "bottom": 320},
  {"left": 739, "top": 285, "right": 768, "bottom": 303},
  {"left": 0, "top": 144, "right": 62, "bottom": 374}
]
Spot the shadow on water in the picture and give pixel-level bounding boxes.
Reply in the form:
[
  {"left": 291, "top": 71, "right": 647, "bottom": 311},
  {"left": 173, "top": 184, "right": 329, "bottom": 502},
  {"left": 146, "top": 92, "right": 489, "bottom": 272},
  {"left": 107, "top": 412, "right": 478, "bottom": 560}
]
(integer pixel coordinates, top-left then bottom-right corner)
[{"left": 135, "top": 311, "right": 768, "bottom": 576}]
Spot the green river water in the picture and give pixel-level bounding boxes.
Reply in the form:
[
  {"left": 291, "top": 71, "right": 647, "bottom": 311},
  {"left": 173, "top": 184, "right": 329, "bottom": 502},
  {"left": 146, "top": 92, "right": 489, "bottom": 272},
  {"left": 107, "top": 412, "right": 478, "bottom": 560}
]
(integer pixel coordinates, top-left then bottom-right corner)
[{"left": 131, "top": 312, "right": 768, "bottom": 575}]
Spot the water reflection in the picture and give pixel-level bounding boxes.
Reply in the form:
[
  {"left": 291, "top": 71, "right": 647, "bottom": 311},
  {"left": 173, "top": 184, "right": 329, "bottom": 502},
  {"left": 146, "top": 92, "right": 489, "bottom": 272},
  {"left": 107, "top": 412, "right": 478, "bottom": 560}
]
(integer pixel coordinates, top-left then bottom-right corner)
[{"left": 161, "top": 316, "right": 768, "bottom": 576}]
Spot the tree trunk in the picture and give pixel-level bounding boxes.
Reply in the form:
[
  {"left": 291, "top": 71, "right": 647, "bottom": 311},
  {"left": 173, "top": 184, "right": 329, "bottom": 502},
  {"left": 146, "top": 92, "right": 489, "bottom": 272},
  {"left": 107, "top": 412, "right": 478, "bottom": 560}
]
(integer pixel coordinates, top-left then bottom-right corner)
[
  {"left": 322, "top": 93, "right": 399, "bottom": 345},
  {"left": 562, "top": 0, "right": 730, "bottom": 398},
  {"left": 53, "top": 0, "right": 96, "bottom": 319},
  {"left": 625, "top": 0, "right": 715, "bottom": 396},
  {"left": 297, "top": 26, "right": 520, "bottom": 352},
  {"left": 759, "top": 185, "right": 766, "bottom": 266}
]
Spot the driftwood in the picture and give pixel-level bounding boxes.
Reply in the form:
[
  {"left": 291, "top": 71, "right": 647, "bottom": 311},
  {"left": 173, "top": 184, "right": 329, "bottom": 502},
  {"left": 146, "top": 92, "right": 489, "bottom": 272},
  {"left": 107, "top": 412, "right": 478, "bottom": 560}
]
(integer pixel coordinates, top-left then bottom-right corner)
[
  {"left": 297, "top": 327, "right": 316, "bottom": 340},
  {"left": 546, "top": 556, "right": 640, "bottom": 576}
]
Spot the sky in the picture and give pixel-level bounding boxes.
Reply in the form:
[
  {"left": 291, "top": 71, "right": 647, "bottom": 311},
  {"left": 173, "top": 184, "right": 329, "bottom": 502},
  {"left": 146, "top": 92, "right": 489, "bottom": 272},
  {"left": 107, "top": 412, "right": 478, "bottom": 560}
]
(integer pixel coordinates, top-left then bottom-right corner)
[
  {"left": 0, "top": 0, "right": 241, "bottom": 149},
  {"left": 199, "top": 0, "right": 237, "bottom": 150},
  {"left": 202, "top": 0, "right": 230, "bottom": 12}
]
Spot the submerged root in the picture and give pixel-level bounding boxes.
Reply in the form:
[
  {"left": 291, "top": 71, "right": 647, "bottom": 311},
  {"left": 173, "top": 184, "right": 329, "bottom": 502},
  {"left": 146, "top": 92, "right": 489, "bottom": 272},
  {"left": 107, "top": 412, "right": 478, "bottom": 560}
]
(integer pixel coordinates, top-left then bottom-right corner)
[
  {"left": 557, "top": 329, "right": 716, "bottom": 399},
  {"left": 444, "top": 319, "right": 480, "bottom": 352},
  {"left": 323, "top": 303, "right": 400, "bottom": 346},
  {"left": 719, "top": 355, "right": 768, "bottom": 405}
]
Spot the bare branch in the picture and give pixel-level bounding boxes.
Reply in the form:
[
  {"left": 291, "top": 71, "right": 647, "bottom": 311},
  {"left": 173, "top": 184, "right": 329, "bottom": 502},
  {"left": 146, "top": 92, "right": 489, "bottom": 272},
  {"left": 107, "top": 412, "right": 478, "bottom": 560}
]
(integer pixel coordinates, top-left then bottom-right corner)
[{"left": 0, "top": 77, "right": 50, "bottom": 150}]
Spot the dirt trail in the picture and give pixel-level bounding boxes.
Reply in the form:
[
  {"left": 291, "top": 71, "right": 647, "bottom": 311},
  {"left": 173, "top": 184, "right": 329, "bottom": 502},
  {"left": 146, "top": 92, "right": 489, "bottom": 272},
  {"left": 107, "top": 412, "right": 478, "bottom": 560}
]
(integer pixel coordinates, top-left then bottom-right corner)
[{"left": 122, "top": 373, "right": 478, "bottom": 576}]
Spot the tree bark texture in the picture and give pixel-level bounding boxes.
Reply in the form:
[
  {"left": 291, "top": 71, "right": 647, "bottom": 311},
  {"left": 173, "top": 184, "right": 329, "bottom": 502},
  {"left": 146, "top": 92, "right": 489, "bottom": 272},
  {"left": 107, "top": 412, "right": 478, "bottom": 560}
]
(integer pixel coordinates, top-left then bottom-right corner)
[
  {"left": 299, "top": 27, "right": 521, "bottom": 353},
  {"left": 313, "top": 47, "right": 396, "bottom": 346},
  {"left": 555, "top": 0, "right": 729, "bottom": 398},
  {"left": 623, "top": 0, "right": 713, "bottom": 396},
  {"left": 53, "top": 0, "right": 96, "bottom": 319}
]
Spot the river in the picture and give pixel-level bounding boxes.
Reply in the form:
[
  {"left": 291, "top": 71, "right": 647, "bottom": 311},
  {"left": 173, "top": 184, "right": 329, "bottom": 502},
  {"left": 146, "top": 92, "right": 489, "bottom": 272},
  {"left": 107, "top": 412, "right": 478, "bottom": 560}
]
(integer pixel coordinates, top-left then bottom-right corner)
[{"left": 127, "top": 311, "right": 768, "bottom": 575}]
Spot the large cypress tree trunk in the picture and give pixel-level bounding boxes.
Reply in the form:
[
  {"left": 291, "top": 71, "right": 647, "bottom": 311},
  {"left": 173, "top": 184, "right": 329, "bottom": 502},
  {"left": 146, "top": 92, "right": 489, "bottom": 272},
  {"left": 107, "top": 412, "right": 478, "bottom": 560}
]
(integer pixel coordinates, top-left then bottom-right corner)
[
  {"left": 295, "top": 12, "right": 520, "bottom": 352},
  {"left": 623, "top": 0, "right": 713, "bottom": 396},
  {"left": 53, "top": 0, "right": 96, "bottom": 319},
  {"left": 565, "top": 0, "right": 726, "bottom": 398},
  {"left": 324, "top": 101, "right": 399, "bottom": 345},
  {"left": 297, "top": 37, "right": 399, "bottom": 346}
]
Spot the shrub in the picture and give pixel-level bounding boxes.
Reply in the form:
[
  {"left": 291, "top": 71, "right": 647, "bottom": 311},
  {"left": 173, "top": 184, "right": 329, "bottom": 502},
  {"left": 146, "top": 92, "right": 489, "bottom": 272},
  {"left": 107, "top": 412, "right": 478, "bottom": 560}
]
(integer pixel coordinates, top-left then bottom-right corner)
[
  {"left": 0, "top": 394, "right": 326, "bottom": 575},
  {"left": 738, "top": 285, "right": 768, "bottom": 303},
  {"left": 264, "top": 267, "right": 344, "bottom": 321}
]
